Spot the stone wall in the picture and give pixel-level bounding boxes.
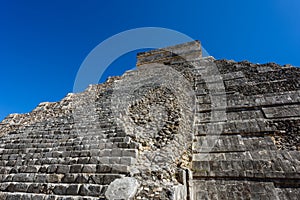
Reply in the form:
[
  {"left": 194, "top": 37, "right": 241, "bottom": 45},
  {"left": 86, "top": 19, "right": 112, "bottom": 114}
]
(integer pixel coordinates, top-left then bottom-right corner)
[{"left": 192, "top": 59, "right": 300, "bottom": 200}]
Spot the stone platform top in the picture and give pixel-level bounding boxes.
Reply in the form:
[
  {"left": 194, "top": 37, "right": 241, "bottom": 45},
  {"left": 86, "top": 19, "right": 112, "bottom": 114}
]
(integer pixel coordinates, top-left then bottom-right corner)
[
  {"left": 0, "top": 41, "right": 299, "bottom": 200},
  {"left": 136, "top": 40, "right": 202, "bottom": 66}
]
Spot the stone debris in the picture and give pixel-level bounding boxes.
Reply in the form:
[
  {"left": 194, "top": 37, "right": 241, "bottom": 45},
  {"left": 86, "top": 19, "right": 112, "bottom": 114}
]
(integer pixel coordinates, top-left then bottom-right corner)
[{"left": 0, "top": 40, "right": 299, "bottom": 199}]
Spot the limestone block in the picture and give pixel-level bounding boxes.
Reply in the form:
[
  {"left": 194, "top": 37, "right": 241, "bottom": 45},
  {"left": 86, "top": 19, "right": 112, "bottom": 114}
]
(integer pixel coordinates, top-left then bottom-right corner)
[{"left": 105, "top": 177, "right": 139, "bottom": 200}]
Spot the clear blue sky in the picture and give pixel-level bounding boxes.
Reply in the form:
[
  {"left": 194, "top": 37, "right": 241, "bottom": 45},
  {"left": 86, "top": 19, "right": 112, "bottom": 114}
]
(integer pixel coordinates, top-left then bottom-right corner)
[{"left": 0, "top": 0, "right": 299, "bottom": 121}]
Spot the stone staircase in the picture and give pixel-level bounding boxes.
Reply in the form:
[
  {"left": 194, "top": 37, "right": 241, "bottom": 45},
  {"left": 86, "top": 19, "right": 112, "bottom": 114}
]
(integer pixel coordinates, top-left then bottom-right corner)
[{"left": 0, "top": 81, "right": 139, "bottom": 199}]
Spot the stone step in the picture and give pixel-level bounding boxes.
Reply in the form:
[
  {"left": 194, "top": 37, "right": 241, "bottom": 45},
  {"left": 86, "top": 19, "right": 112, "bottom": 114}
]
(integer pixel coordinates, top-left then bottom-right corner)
[
  {"left": 14, "top": 134, "right": 76, "bottom": 141},
  {"left": 195, "top": 119, "right": 274, "bottom": 135},
  {"left": 0, "top": 148, "right": 138, "bottom": 162},
  {"left": 136, "top": 40, "right": 201, "bottom": 66},
  {"left": 276, "top": 188, "right": 300, "bottom": 200},
  {"left": 192, "top": 159, "right": 300, "bottom": 179},
  {"left": 192, "top": 180, "right": 279, "bottom": 200},
  {"left": 75, "top": 136, "right": 127, "bottom": 143},
  {"left": 195, "top": 90, "right": 300, "bottom": 113},
  {"left": 0, "top": 192, "right": 101, "bottom": 200},
  {"left": 234, "top": 79, "right": 299, "bottom": 96},
  {"left": 0, "top": 155, "right": 137, "bottom": 167},
  {"left": 73, "top": 142, "right": 139, "bottom": 150},
  {"left": 0, "top": 136, "right": 129, "bottom": 146},
  {"left": 192, "top": 135, "right": 277, "bottom": 154},
  {"left": 196, "top": 110, "right": 264, "bottom": 122},
  {"left": 193, "top": 135, "right": 245, "bottom": 153},
  {"left": 3, "top": 128, "right": 123, "bottom": 140},
  {"left": 194, "top": 71, "right": 245, "bottom": 82},
  {"left": 242, "top": 136, "right": 277, "bottom": 151},
  {"left": 0, "top": 164, "right": 130, "bottom": 175},
  {"left": 262, "top": 104, "right": 300, "bottom": 119},
  {"left": 0, "top": 143, "right": 138, "bottom": 160},
  {"left": 0, "top": 138, "right": 66, "bottom": 144},
  {"left": 0, "top": 183, "right": 108, "bottom": 198},
  {"left": 192, "top": 149, "right": 295, "bottom": 162},
  {"left": 0, "top": 173, "right": 123, "bottom": 185},
  {"left": 193, "top": 151, "right": 252, "bottom": 161},
  {"left": 228, "top": 90, "right": 300, "bottom": 108},
  {"left": 1, "top": 143, "right": 60, "bottom": 149}
]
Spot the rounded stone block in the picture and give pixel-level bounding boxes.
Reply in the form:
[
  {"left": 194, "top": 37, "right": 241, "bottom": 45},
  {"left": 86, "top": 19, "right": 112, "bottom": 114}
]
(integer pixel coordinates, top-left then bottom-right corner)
[{"left": 105, "top": 177, "right": 139, "bottom": 200}]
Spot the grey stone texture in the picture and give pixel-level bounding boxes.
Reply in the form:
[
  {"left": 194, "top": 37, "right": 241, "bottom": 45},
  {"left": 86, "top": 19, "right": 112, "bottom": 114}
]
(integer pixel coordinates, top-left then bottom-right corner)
[
  {"left": 0, "top": 40, "right": 299, "bottom": 199},
  {"left": 105, "top": 177, "right": 139, "bottom": 200}
]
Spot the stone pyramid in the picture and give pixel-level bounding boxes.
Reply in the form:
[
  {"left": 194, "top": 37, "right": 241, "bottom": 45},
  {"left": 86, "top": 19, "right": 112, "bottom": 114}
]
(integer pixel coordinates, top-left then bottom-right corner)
[{"left": 0, "top": 41, "right": 299, "bottom": 199}]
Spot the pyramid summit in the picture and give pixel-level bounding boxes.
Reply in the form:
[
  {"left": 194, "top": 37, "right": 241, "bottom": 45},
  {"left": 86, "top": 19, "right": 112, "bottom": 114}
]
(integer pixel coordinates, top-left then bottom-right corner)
[{"left": 0, "top": 41, "right": 300, "bottom": 199}]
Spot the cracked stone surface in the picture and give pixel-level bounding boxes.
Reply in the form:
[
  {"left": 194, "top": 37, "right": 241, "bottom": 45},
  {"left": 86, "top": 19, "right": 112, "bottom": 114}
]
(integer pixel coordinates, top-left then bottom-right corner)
[{"left": 105, "top": 177, "right": 139, "bottom": 200}]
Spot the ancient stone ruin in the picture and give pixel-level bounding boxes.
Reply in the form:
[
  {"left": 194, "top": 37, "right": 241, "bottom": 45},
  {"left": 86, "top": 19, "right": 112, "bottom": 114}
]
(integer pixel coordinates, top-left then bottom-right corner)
[{"left": 0, "top": 41, "right": 299, "bottom": 199}]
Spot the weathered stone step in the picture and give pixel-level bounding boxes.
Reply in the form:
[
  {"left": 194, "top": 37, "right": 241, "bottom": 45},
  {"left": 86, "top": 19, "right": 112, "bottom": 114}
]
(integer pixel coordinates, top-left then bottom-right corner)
[
  {"left": 0, "top": 183, "right": 108, "bottom": 198},
  {"left": 195, "top": 90, "right": 300, "bottom": 112},
  {"left": 192, "top": 159, "right": 300, "bottom": 179},
  {"left": 0, "top": 155, "right": 137, "bottom": 167},
  {"left": 194, "top": 71, "right": 245, "bottom": 82},
  {"left": 193, "top": 135, "right": 277, "bottom": 152},
  {"left": 192, "top": 179, "right": 279, "bottom": 200},
  {"left": 196, "top": 110, "right": 264, "bottom": 122},
  {"left": 276, "top": 187, "right": 300, "bottom": 200},
  {"left": 79, "top": 137, "right": 132, "bottom": 145},
  {"left": 0, "top": 138, "right": 78, "bottom": 146},
  {"left": 75, "top": 136, "right": 126, "bottom": 142},
  {"left": 193, "top": 135, "right": 246, "bottom": 153},
  {"left": 0, "top": 164, "right": 130, "bottom": 175},
  {"left": 192, "top": 150, "right": 298, "bottom": 162},
  {"left": 193, "top": 151, "right": 252, "bottom": 161},
  {"left": 236, "top": 79, "right": 299, "bottom": 96},
  {"left": 262, "top": 104, "right": 300, "bottom": 119},
  {"left": 34, "top": 133, "right": 74, "bottom": 139},
  {"left": 0, "top": 148, "right": 138, "bottom": 162},
  {"left": 136, "top": 40, "right": 201, "bottom": 66},
  {"left": 0, "top": 138, "right": 69, "bottom": 144},
  {"left": 1, "top": 142, "right": 60, "bottom": 149},
  {"left": 230, "top": 90, "right": 300, "bottom": 107},
  {"left": 0, "top": 173, "right": 123, "bottom": 185},
  {"left": 242, "top": 136, "right": 277, "bottom": 151},
  {"left": 0, "top": 141, "right": 138, "bottom": 157},
  {"left": 0, "top": 191, "right": 101, "bottom": 200},
  {"left": 195, "top": 119, "right": 274, "bottom": 135},
  {"left": 73, "top": 142, "right": 139, "bottom": 150}
]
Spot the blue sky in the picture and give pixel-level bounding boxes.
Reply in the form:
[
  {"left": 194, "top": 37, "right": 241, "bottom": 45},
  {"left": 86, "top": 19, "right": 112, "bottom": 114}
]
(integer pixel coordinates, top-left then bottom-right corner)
[{"left": 0, "top": 0, "right": 299, "bottom": 121}]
